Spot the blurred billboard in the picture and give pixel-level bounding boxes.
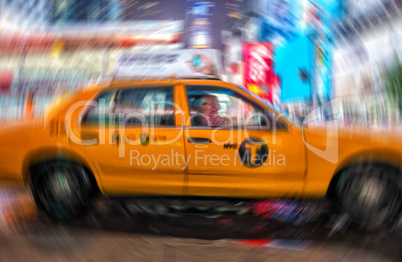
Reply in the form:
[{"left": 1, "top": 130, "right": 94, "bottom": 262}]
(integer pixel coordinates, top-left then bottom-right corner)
[
  {"left": 274, "top": 34, "right": 314, "bottom": 103},
  {"left": 242, "top": 42, "right": 274, "bottom": 102}
]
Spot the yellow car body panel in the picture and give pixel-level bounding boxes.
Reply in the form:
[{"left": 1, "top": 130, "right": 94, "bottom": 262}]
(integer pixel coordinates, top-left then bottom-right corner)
[
  {"left": 0, "top": 79, "right": 401, "bottom": 200},
  {"left": 303, "top": 126, "right": 402, "bottom": 197}
]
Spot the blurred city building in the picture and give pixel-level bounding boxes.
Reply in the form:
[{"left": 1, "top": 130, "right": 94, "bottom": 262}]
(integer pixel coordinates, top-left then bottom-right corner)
[
  {"left": 225, "top": 0, "right": 402, "bottom": 127},
  {"left": 332, "top": 0, "right": 402, "bottom": 127},
  {"left": 0, "top": 0, "right": 401, "bottom": 127},
  {"left": 0, "top": 0, "right": 184, "bottom": 121}
]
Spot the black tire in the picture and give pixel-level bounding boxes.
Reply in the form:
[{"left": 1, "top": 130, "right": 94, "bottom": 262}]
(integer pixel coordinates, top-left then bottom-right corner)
[
  {"left": 336, "top": 164, "right": 401, "bottom": 231},
  {"left": 30, "top": 160, "right": 94, "bottom": 221}
]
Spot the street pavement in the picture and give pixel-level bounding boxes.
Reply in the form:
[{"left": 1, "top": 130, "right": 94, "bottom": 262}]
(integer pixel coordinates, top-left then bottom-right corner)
[{"left": 0, "top": 186, "right": 401, "bottom": 262}]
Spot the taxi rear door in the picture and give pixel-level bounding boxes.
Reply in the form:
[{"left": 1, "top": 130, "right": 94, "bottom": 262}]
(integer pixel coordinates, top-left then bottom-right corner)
[{"left": 77, "top": 84, "right": 186, "bottom": 196}]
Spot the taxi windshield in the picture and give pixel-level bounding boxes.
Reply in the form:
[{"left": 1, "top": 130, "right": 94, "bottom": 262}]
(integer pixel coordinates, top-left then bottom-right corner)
[{"left": 235, "top": 84, "right": 294, "bottom": 123}]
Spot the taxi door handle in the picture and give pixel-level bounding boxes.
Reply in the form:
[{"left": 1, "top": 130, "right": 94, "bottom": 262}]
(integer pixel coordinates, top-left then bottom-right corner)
[
  {"left": 111, "top": 132, "right": 120, "bottom": 145},
  {"left": 115, "top": 134, "right": 120, "bottom": 145},
  {"left": 188, "top": 137, "right": 211, "bottom": 144}
]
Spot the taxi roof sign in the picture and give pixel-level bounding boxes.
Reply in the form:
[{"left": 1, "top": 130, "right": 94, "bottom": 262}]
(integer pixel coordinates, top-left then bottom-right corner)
[{"left": 114, "top": 49, "right": 222, "bottom": 80}]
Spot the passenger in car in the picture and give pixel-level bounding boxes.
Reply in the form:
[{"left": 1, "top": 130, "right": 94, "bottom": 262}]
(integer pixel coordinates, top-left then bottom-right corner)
[{"left": 199, "top": 95, "right": 225, "bottom": 127}]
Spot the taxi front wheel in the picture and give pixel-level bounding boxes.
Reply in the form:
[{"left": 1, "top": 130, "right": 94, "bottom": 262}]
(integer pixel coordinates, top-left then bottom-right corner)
[
  {"left": 30, "top": 160, "right": 94, "bottom": 221},
  {"left": 336, "top": 164, "right": 401, "bottom": 231}
]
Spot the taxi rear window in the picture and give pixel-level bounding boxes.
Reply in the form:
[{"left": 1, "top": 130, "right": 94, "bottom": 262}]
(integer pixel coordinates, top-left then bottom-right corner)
[
  {"left": 81, "top": 90, "right": 116, "bottom": 126},
  {"left": 82, "top": 86, "right": 175, "bottom": 127},
  {"left": 115, "top": 86, "right": 175, "bottom": 127}
]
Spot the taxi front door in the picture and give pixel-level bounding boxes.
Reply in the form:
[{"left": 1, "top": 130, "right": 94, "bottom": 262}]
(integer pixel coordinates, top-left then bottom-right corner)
[{"left": 182, "top": 84, "right": 306, "bottom": 198}]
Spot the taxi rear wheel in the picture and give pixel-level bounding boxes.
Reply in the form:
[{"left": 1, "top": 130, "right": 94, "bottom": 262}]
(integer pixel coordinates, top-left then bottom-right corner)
[
  {"left": 30, "top": 160, "right": 94, "bottom": 221},
  {"left": 336, "top": 164, "right": 401, "bottom": 231}
]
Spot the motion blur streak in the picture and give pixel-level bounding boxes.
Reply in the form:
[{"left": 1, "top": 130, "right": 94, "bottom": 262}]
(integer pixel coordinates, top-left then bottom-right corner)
[{"left": 0, "top": 0, "right": 402, "bottom": 261}]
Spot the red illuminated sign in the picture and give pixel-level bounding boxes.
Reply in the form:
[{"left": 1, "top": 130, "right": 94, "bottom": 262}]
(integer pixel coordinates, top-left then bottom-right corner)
[{"left": 243, "top": 42, "right": 274, "bottom": 103}]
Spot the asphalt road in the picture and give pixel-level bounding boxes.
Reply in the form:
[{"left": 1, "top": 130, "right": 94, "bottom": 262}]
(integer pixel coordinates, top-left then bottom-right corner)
[{"left": 0, "top": 186, "right": 401, "bottom": 262}]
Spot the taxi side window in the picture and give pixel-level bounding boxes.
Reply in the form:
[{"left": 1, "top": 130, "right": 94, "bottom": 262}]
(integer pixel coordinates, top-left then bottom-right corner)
[
  {"left": 114, "top": 86, "right": 175, "bottom": 126},
  {"left": 81, "top": 90, "right": 116, "bottom": 126},
  {"left": 187, "top": 85, "right": 277, "bottom": 129}
]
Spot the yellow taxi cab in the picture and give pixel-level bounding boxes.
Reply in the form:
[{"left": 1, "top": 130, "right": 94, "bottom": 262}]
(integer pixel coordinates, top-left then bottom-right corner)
[{"left": 0, "top": 78, "right": 401, "bottom": 229}]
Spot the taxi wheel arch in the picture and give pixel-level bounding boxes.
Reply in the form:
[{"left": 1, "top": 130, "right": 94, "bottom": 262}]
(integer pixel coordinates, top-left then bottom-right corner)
[
  {"left": 28, "top": 158, "right": 99, "bottom": 221},
  {"left": 327, "top": 162, "right": 402, "bottom": 230}
]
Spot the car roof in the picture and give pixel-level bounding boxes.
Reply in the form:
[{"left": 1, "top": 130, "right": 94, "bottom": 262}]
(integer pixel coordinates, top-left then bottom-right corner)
[
  {"left": 102, "top": 78, "right": 224, "bottom": 88},
  {"left": 76, "top": 78, "right": 293, "bottom": 128},
  {"left": 94, "top": 78, "right": 277, "bottom": 110}
]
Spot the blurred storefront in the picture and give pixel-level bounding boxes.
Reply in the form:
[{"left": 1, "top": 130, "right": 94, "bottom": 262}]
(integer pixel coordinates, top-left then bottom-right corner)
[
  {"left": 0, "top": 0, "right": 185, "bottom": 122},
  {"left": 0, "top": 22, "right": 183, "bottom": 121},
  {"left": 332, "top": 0, "right": 402, "bottom": 126}
]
